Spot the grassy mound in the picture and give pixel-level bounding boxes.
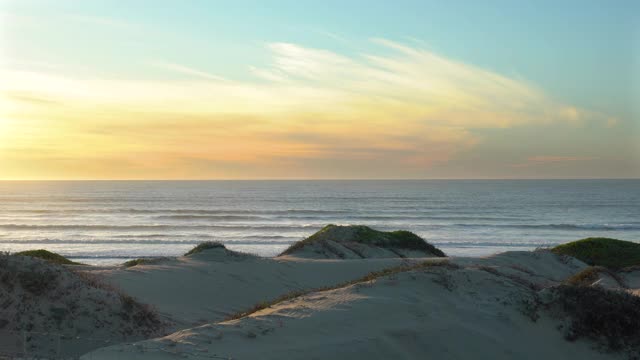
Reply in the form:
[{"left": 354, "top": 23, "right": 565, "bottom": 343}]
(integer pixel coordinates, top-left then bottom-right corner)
[
  {"left": 123, "top": 257, "right": 168, "bottom": 268},
  {"left": 280, "top": 225, "right": 446, "bottom": 257},
  {"left": 14, "top": 249, "right": 81, "bottom": 265},
  {"left": 552, "top": 238, "right": 640, "bottom": 269},
  {"left": 547, "top": 285, "right": 640, "bottom": 356},
  {"left": 184, "top": 241, "right": 226, "bottom": 256},
  {"left": 0, "top": 254, "right": 166, "bottom": 356}
]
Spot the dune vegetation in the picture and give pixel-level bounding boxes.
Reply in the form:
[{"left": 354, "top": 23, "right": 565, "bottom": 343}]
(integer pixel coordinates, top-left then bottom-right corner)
[
  {"left": 280, "top": 224, "right": 446, "bottom": 257},
  {"left": 547, "top": 285, "right": 640, "bottom": 356},
  {"left": 0, "top": 253, "right": 166, "bottom": 357},
  {"left": 563, "top": 266, "right": 625, "bottom": 287},
  {"left": 13, "top": 249, "right": 81, "bottom": 265},
  {"left": 184, "top": 241, "right": 226, "bottom": 256},
  {"left": 552, "top": 238, "right": 640, "bottom": 269},
  {"left": 122, "top": 257, "right": 169, "bottom": 268}
]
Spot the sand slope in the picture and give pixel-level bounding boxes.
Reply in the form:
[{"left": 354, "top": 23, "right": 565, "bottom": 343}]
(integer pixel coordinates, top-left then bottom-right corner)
[
  {"left": 88, "top": 248, "right": 412, "bottom": 327},
  {"left": 83, "top": 250, "right": 634, "bottom": 360}
]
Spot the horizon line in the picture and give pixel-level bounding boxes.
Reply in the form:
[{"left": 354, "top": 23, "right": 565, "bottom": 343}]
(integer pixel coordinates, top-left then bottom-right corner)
[{"left": 0, "top": 178, "right": 638, "bottom": 182}]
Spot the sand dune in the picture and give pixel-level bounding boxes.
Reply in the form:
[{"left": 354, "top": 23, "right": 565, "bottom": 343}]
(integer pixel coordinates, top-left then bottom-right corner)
[
  {"left": 5, "top": 233, "right": 639, "bottom": 359},
  {"left": 89, "top": 247, "right": 412, "bottom": 327},
  {"left": 0, "top": 254, "right": 166, "bottom": 358},
  {"left": 83, "top": 249, "right": 637, "bottom": 359}
]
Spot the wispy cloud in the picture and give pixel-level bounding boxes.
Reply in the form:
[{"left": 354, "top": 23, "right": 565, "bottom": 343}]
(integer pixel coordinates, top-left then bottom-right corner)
[
  {"left": 511, "top": 156, "right": 600, "bottom": 168},
  {"left": 0, "top": 39, "right": 615, "bottom": 178},
  {"left": 606, "top": 117, "right": 619, "bottom": 128},
  {"left": 314, "top": 30, "right": 351, "bottom": 44},
  {"left": 150, "top": 61, "right": 228, "bottom": 82}
]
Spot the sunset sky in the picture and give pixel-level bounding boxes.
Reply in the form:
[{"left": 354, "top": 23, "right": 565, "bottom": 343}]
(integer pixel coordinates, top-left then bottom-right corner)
[{"left": 1, "top": 0, "right": 638, "bottom": 179}]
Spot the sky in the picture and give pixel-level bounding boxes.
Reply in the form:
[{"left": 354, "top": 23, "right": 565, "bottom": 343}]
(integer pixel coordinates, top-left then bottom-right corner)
[{"left": 0, "top": 0, "right": 638, "bottom": 180}]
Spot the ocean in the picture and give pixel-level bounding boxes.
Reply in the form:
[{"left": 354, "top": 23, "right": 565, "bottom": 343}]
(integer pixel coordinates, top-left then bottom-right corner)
[{"left": 0, "top": 180, "right": 638, "bottom": 265}]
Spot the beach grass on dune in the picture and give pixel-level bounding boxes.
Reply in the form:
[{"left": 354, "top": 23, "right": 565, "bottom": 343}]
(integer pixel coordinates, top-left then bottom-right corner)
[
  {"left": 13, "top": 249, "right": 81, "bottom": 265},
  {"left": 552, "top": 237, "right": 640, "bottom": 269},
  {"left": 184, "top": 241, "right": 226, "bottom": 256},
  {"left": 123, "top": 257, "right": 169, "bottom": 267},
  {"left": 280, "top": 224, "right": 446, "bottom": 257}
]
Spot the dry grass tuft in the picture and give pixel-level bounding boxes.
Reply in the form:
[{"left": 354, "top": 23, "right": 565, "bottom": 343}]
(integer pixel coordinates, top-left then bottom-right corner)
[{"left": 546, "top": 285, "right": 640, "bottom": 357}]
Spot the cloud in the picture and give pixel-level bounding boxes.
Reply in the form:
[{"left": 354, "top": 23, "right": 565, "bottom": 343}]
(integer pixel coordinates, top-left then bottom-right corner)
[
  {"left": 606, "top": 117, "right": 619, "bottom": 128},
  {"left": 4, "top": 91, "right": 60, "bottom": 105},
  {"left": 314, "top": 30, "right": 351, "bottom": 44},
  {"left": 0, "top": 39, "right": 614, "bottom": 179},
  {"left": 150, "top": 61, "right": 229, "bottom": 82},
  {"left": 511, "top": 156, "right": 600, "bottom": 168},
  {"left": 528, "top": 156, "right": 600, "bottom": 162},
  {"left": 252, "top": 39, "right": 586, "bottom": 128}
]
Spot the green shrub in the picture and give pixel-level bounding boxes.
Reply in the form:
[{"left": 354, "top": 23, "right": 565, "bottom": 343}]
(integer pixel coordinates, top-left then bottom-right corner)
[
  {"left": 184, "top": 241, "right": 225, "bottom": 256},
  {"left": 14, "top": 250, "right": 80, "bottom": 265},
  {"left": 552, "top": 238, "right": 640, "bottom": 269}
]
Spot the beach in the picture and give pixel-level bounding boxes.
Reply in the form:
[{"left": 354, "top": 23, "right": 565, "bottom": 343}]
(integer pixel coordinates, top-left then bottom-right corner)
[
  {"left": 2, "top": 227, "right": 639, "bottom": 359},
  {"left": 3, "top": 0, "right": 638, "bottom": 357}
]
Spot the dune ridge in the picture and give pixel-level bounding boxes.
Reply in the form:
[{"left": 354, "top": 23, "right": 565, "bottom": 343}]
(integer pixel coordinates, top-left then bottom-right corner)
[{"left": 85, "top": 248, "right": 640, "bottom": 359}]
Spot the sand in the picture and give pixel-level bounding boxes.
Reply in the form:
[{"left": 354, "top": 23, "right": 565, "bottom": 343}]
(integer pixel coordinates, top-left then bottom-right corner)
[
  {"left": 78, "top": 249, "right": 636, "bottom": 360},
  {"left": 621, "top": 267, "right": 640, "bottom": 296},
  {"left": 88, "top": 249, "right": 413, "bottom": 327},
  {"left": 4, "top": 246, "right": 638, "bottom": 359}
]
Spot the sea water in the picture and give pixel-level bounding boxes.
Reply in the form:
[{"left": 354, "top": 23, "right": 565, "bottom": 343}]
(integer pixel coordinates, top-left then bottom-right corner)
[{"left": 0, "top": 180, "right": 638, "bottom": 265}]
